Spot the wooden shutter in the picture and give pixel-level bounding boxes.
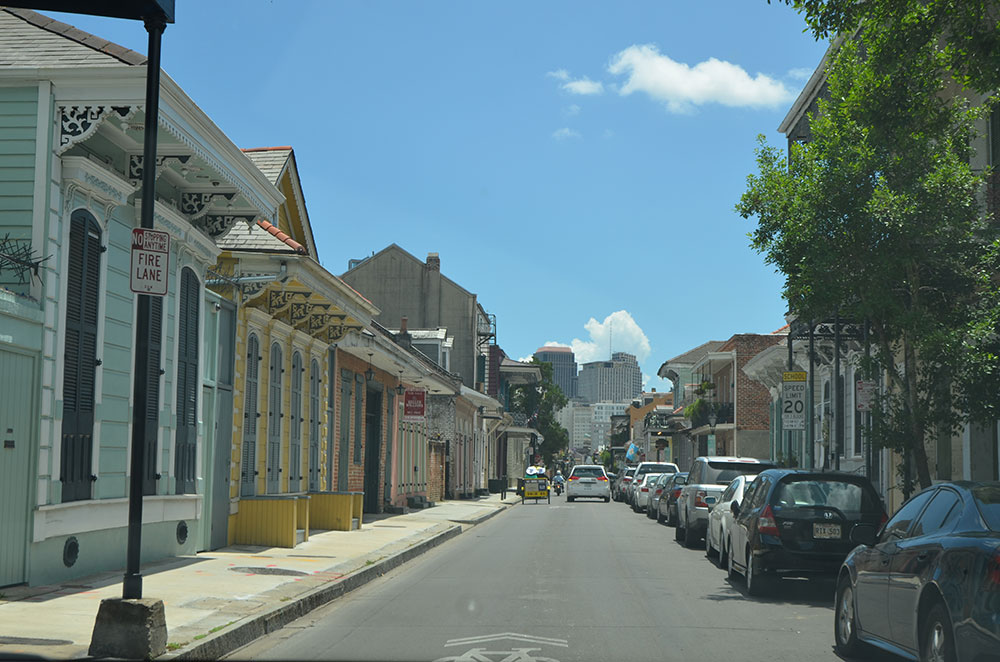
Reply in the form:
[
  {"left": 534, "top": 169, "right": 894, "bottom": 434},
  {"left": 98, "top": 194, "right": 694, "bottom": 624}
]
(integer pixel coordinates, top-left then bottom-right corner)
[
  {"left": 289, "top": 352, "right": 303, "bottom": 492},
  {"left": 142, "top": 295, "right": 163, "bottom": 495},
  {"left": 241, "top": 334, "right": 260, "bottom": 496},
  {"left": 60, "top": 211, "right": 101, "bottom": 502},
  {"left": 267, "top": 343, "right": 282, "bottom": 493},
  {"left": 309, "top": 359, "right": 320, "bottom": 492},
  {"left": 339, "top": 370, "right": 351, "bottom": 491},
  {"left": 174, "top": 268, "right": 199, "bottom": 494}
]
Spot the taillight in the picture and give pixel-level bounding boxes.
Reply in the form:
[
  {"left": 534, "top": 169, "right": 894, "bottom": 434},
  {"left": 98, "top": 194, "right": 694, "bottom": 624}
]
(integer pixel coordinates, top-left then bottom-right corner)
[
  {"left": 597, "top": 476, "right": 608, "bottom": 481},
  {"left": 694, "top": 490, "right": 708, "bottom": 508},
  {"left": 986, "top": 550, "right": 1000, "bottom": 589},
  {"left": 758, "top": 505, "right": 779, "bottom": 536},
  {"left": 878, "top": 512, "right": 888, "bottom": 529},
  {"left": 568, "top": 476, "right": 579, "bottom": 481},
  {"left": 654, "top": 489, "right": 662, "bottom": 495},
  {"left": 672, "top": 488, "right": 681, "bottom": 498}
]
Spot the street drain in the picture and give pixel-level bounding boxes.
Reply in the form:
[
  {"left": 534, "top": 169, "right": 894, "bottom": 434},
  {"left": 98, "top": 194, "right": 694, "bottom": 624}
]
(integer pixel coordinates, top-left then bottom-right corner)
[
  {"left": 228, "top": 566, "right": 308, "bottom": 577},
  {"left": 0, "top": 636, "right": 74, "bottom": 646}
]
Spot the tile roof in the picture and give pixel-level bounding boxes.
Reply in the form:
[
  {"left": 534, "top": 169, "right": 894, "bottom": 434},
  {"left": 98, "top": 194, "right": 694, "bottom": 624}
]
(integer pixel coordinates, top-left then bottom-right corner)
[
  {"left": 216, "top": 220, "right": 305, "bottom": 254},
  {"left": 241, "top": 147, "right": 292, "bottom": 184},
  {"left": 0, "top": 8, "right": 146, "bottom": 68}
]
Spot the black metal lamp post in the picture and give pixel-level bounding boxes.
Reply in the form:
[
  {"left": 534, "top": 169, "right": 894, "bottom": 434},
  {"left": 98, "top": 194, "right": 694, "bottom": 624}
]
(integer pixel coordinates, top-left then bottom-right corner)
[{"left": 707, "top": 410, "right": 718, "bottom": 454}]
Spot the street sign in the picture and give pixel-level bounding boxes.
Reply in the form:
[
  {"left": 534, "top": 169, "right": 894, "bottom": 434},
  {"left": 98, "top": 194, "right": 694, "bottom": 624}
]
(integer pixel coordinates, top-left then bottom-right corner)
[
  {"left": 856, "top": 380, "right": 877, "bottom": 411},
  {"left": 130, "top": 228, "right": 169, "bottom": 296},
  {"left": 403, "top": 389, "right": 426, "bottom": 422},
  {"left": 782, "top": 371, "right": 807, "bottom": 430}
]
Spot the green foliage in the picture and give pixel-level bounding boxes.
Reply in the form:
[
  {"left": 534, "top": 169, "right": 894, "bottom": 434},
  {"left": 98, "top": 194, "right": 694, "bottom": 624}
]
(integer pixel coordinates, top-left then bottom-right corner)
[
  {"left": 509, "top": 359, "right": 570, "bottom": 467},
  {"left": 769, "top": 0, "right": 1000, "bottom": 93},
  {"left": 737, "top": 29, "right": 998, "bottom": 491}
]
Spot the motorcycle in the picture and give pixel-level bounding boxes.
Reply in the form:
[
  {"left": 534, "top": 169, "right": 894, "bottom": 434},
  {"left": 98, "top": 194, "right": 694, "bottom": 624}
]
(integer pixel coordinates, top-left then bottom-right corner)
[{"left": 553, "top": 481, "right": 564, "bottom": 496}]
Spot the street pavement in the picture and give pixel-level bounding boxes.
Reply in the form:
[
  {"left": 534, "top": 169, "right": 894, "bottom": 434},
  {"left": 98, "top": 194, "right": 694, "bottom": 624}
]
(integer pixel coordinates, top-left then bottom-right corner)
[
  {"left": 0, "top": 494, "right": 518, "bottom": 661},
  {"left": 227, "top": 493, "right": 905, "bottom": 662}
]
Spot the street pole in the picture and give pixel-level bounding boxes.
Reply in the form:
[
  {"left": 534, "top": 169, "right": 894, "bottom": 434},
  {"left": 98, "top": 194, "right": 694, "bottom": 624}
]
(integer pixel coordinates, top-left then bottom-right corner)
[
  {"left": 807, "top": 321, "right": 815, "bottom": 470},
  {"left": 864, "top": 319, "right": 872, "bottom": 482},
  {"left": 787, "top": 329, "right": 794, "bottom": 464},
  {"left": 123, "top": 14, "right": 166, "bottom": 601}
]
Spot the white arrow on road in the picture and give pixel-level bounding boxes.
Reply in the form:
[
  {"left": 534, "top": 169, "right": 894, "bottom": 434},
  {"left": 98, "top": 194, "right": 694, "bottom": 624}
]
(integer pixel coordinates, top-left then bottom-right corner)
[{"left": 444, "top": 633, "right": 569, "bottom": 648}]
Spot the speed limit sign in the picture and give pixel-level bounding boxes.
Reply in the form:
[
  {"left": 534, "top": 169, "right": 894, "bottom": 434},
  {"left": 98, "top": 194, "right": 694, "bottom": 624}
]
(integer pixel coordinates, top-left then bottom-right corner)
[{"left": 782, "top": 371, "right": 806, "bottom": 430}]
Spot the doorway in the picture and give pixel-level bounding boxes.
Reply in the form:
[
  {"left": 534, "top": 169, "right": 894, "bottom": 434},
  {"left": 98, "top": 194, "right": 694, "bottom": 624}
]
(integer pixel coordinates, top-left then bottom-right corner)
[{"left": 364, "top": 387, "right": 382, "bottom": 513}]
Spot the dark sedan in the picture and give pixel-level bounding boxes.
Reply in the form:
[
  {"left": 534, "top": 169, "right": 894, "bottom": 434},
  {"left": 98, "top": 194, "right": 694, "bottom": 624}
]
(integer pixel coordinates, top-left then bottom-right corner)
[
  {"left": 834, "top": 481, "right": 1000, "bottom": 662},
  {"left": 657, "top": 472, "right": 689, "bottom": 526},
  {"left": 727, "top": 469, "right": 886, "bottom": 596}
]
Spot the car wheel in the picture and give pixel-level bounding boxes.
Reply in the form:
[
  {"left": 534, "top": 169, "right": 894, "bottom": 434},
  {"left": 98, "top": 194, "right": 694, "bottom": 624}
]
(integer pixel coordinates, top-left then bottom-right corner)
[
  {"left": 705, "top": 532, "right": 714, "bottom": 559},
  {"left": 604, "top": 496, "right": 610, "bottom": 503},
  {"left": 834, "top": 574, "right": 865, "bottom": 658},
  {"left": 646, "top": 504, "right": 655, "bottom": 519},
  {"left": 921, "top": 602, "right": 956, "bottom": 662},
  {"left": 567, "top": 496, "right": 574, "bottom": 502},
  {"left": 745, "top": 548, "right": 772, "bottom": 597},
  {"left": 656, "top": 507, "right": 665, "bottom": 524},
  {"left": 719, "top": 537, "right": 728, "bottom": 569},
  {"left": 727, "top": 539, "right": 739, "bottom": 581},
  {"left": 675, "top": 520, "right": 685, "bottom": 541},
  {"left": 684, "top": 521, "right": 699, "bottom": 548},
  {"left": 667, "top": 507, "right": 676, "bottom": 527}
]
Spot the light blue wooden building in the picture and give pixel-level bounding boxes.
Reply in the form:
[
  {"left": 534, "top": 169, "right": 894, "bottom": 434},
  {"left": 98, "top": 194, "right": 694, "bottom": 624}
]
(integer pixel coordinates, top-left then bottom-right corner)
[{"left": 0, "top": 8, "right": 283, "bottom": 586}]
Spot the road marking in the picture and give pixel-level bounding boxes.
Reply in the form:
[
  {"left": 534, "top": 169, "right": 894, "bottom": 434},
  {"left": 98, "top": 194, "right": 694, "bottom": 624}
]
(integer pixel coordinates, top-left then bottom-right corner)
[
  {"left": 444, "top": 633, "right": 568, "bottom": 648},
  {"left": 434, "top": 647, "right": 562, "bottom": 662}
]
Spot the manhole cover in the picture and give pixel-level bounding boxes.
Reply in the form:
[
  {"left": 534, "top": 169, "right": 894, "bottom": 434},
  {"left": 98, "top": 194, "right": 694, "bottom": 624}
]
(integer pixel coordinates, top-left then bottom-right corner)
[
  {"left": 0, "top": 636, "right": 74, "bottom": 646},
  {"left": 228, "top": 566, "right": 308, "bottom": 577}
]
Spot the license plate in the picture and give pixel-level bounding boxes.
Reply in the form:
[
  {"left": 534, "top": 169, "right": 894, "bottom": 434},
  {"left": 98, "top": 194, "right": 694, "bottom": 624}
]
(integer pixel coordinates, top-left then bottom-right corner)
[{"left": 813, "top": 523, "right": 841, "bottom": 539}]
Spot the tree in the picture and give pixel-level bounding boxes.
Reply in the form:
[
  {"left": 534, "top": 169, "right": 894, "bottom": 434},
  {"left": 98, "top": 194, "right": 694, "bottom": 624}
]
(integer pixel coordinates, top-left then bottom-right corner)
[
  {"left": 770, "top": 0, "right": 1000, "bottom": 94},
  {"left": 736, "top": 33, "right": 996, "bottom": 493},
  {"left": 509, "top": 359, "right": 569, "bottom": 468}
]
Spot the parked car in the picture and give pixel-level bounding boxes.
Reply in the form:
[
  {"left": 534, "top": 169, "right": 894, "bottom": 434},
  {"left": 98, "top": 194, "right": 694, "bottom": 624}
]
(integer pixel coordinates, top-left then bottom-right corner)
[
  {"left": 833, "top": 480, "right": 1000, "bottom": 662},
  {"left": 614, "top": 466, "right": 636, "bottom": 502},
  {"left": 632, "top": 473, "right": 664, "bottom": 513},
  {"left": 566, "top": 464, "right": 611, "bottom": 502},
  {"left": 677, "top": 456, "right": 776, "bottom": 548},
  {"left": 727, "top": 469, "right": 885, "bottom": 596},
  {"left": 705, "top": 474, "right": 757, "bottom": 568},
  {"left": 628, "top": 461, "right": 679, "bottom": 507},
  {"left": 647, "top": 473, "right": 673, "bottom": 520},
  {"left": 658, "top": 472, "right": 689, "bottom": 525}
]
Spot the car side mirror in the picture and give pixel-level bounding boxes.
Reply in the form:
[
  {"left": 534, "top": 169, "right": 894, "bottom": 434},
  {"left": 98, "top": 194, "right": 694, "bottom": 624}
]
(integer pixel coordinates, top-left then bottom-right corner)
[
  {"left": 850, "top": 523, "right": 878, "bottom": 547},
  {"left": 730, "top": 501, "right": 740, "bottom": 516},
  {"left": 705, "top": 496, "right": 718, "bottom": 507}
]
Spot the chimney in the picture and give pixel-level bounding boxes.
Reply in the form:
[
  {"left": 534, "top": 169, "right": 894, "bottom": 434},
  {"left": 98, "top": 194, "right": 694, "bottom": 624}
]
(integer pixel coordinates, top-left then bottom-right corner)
[
  {"left": 426, "top": 252, "right": 440, "bottom": 271},
  {"left": 396, "top": 316, "right": 412, "bottom": 349}
]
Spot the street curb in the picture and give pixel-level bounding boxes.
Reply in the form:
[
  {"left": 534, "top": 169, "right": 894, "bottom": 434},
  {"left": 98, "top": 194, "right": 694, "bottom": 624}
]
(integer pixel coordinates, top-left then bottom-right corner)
[
  {"left": 162, "top": 523, "right": 463, "bottom": 661},
  {"left": 448, "top": 501, "right": 515, "bottom": 525}
]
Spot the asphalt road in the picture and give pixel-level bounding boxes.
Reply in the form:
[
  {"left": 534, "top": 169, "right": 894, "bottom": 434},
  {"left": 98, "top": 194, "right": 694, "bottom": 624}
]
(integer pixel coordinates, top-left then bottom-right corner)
[{"left": 227, "top": 494, "right": 901, "bottom": 662}]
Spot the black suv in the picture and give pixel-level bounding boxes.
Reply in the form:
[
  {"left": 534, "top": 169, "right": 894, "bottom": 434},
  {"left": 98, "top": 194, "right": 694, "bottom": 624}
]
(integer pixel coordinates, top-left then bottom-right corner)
[{"left": 727, "top": 469, "right": 885, "bottom": 596}]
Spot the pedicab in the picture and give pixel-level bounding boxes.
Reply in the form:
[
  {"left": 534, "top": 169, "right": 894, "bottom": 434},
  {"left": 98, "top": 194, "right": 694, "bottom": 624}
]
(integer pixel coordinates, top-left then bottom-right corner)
[{"left": 522, "top": 465, "right": 550, "bottom": 504}]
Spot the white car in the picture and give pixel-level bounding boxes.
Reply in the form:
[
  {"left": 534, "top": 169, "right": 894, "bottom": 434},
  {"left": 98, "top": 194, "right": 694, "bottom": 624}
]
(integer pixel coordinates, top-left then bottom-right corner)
[
  {"left": 631, "top": 473, "right": 664, "bottom": 513},
  {"left": 705, "top": 474, "right": 756, "bottom": 569},
  {"left": 566, "top": 465, "right": 611, "bottom": 502}
]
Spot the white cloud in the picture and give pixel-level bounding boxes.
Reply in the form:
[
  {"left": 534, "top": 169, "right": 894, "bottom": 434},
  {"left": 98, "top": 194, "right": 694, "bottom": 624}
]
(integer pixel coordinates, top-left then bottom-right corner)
[
  {"left": 544, "top": 341, "right": 571, "bottom": 348},
  {"left": 565, "top": 104, "right": 581, "bottom": 116},
  {"left": 563, "top": 78, "right": 604, "bottom": 95},
  {"left": 787, "top": 67, "right": 813, "bottom": 81},
  {"left": 547, "top": 69, "right": 570, "bottom": 81},
  {"left": 552, "top": 127, "right": 580, "bottom": 140},
  {"left": 607, "top": 44, "right": 793, "bottom": 113},
  {"left": 569, "top": 310, "right": 652, "bottom": 364}
]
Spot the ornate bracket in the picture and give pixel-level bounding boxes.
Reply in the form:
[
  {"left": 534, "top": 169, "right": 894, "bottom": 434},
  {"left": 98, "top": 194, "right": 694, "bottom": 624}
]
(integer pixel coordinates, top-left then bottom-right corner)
[
  {"left": 128, "top": 154, "right": 192, "bottom": 183},
  {"left": 58, "top": 105, "right": 138, "bottom": 155},
  {"left": 179, "top": 192, "right": 237, "bottom": 220},
  {"left": 267, "top": 289, "right": 312, "bottom": 316}
]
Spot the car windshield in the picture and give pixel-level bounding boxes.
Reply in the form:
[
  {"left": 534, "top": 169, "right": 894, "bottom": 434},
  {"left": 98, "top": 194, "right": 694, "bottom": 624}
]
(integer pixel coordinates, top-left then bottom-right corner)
[
  {"left": 773, "top": 478, "right": 879, "bottom": 514},
  {"left": 973, "top": 485, "right": 1000, "bottom": 531},
  {"left": 706, "top": 462, "right": 775, "bottom": 485},
  {"left": 638, "top": 464, "right": 676, "bottom": 475},
  {"left": 572, "top": 467, "right": 605, "bottom": 478},
  {"left": 642, "top": 473, "right": 661, "bottom": 485},
  {"left": 624, "top": 469, "right": 636, "bottom": 478}
]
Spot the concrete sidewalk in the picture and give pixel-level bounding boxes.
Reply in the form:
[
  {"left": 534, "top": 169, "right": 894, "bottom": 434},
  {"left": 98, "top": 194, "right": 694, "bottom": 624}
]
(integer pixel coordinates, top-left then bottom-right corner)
[{"left": 0, "top": 494, "right": 519, "bottom": 660}]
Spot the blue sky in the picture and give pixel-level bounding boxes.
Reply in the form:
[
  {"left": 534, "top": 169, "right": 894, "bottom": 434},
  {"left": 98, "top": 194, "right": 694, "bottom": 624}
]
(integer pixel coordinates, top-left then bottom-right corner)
[{"left": 47, "top": 1, "right": 828, "bottom": 391}]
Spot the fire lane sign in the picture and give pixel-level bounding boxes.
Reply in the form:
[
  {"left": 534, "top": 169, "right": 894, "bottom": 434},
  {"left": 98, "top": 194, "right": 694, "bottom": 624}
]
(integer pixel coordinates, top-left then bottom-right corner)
[
  {"left": 130, "top": 228, "right": 170, "bottom": 296},
  {"left": 782, "top": 371, "right": 807, "bottom": 431}
]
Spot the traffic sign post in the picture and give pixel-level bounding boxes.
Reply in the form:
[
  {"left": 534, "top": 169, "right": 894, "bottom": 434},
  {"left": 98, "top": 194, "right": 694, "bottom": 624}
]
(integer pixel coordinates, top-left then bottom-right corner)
[
  {"left": 130, "top": 228, "right": 169, "bottom": 295},
  {"left": 782, "top": 371, "right": 807, "bottom": 431}
]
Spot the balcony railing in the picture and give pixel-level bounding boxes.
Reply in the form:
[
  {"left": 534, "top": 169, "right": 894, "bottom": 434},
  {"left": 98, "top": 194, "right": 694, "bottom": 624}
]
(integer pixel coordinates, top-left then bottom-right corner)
[{"left": 689, "top": 401, "right": 734, "bottom": 428}]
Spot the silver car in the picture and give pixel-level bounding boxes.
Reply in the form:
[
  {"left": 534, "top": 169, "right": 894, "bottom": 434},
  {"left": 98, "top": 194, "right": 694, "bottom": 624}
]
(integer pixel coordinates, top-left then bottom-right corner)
[
  {"left": 646, "top": 472, "right": 674, "bottom": 519},
  {"left": 705, "top": 474, "right": 756, "bottom": 568},
  {"left": 631, "top": 473, "right": 663, "bottom": 513},
  {"left": 566, "top": 464, "right": 611, "bottom": 502}
]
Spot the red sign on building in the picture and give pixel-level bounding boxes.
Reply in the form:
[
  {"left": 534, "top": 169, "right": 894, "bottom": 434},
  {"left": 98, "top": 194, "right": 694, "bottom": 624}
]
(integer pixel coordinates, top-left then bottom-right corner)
[{"left": 403, "top": 389, "right": 426, "bottom": 422}]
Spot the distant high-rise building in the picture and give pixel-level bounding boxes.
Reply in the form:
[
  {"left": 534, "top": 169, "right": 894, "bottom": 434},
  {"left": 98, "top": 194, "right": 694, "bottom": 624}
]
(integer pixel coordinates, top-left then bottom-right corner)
[
  {"left": 578, "top": 352, "right": 642, "bottom": 403},
  {"left": 533, "top": 346, "right": 578, "bottom": 398}
]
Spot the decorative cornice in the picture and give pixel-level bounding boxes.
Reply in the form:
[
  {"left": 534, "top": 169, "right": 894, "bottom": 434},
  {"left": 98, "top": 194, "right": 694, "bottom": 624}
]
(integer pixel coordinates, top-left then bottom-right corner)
[
  {"left": 179, "top": 191, "right": 237, "bottom": 220},
  {"left": 60, "top": 156, "right": 136, "bottom": 221},
  {"left": 128, "top": 153, "right": 192, "bottom": 183}
]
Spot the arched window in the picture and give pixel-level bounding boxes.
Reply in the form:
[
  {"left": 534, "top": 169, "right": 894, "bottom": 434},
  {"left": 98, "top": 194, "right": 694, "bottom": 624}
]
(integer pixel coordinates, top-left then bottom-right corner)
[
  {"left": 267, "top": 342, "right": 283, "bottom": 493},
  {"left": 175, "top": 267, "right": 200, "bottom": 494},
  {"left": 61, "top": 210, "right": 102, "bottom": 502},
  {"left": 240, "top": 333, "right": 261, "bottom": 496}
]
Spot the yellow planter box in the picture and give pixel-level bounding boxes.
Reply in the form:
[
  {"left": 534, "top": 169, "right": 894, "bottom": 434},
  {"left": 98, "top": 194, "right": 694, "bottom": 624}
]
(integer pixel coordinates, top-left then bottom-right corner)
[
  {"left": 309, "top": 492, "right": 364, "bottom": 531},
  {"left": 232, "top": 495, "right": 309, "bottom": 548}
]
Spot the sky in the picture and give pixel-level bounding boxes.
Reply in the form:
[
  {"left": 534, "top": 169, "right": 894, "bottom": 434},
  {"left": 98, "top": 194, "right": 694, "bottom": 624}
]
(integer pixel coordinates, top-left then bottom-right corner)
[{"left": 46, "top": 1, "right": 829, "bottom": 392}]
